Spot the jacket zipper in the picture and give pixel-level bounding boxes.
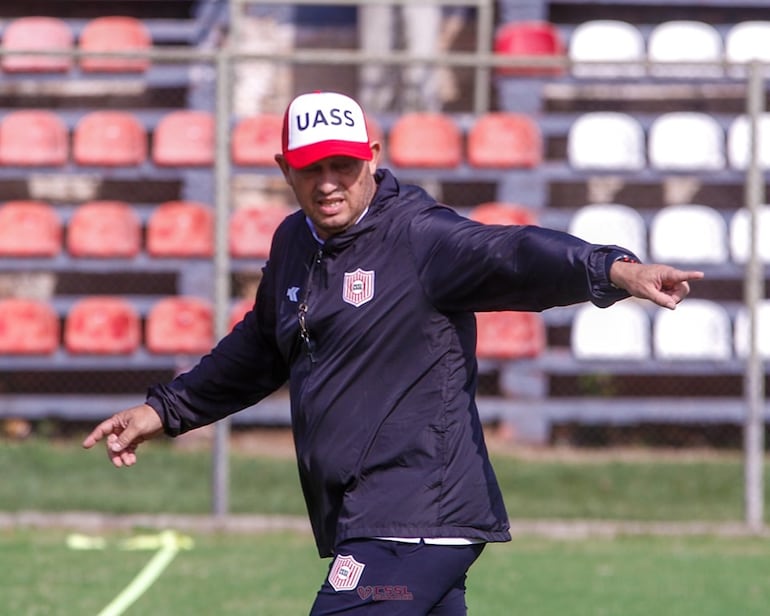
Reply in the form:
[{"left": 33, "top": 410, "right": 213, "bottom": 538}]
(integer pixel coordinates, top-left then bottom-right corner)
[{"left": 298, "top": 247, "right": 324, "bottom": 363}]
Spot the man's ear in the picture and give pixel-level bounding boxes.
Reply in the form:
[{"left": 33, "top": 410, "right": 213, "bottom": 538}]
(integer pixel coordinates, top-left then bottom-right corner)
[
  {"left": 274, "top": 154, "right": 292, "bottom": 182},
  {"left": 368, "top": 141, "right": 382, "bottom": 172}
]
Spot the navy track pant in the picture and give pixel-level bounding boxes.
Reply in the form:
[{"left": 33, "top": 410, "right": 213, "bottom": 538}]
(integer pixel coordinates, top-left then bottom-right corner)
[{"left": 309, "top": 538, "right": 485, "bottom": 615}]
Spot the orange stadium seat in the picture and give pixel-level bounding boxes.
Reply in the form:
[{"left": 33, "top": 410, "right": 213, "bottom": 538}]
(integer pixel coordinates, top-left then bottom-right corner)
[
  {"left": 145, "top": 296, "right": 214, "bottom": 354},
  {"left": 476, "top": 311, "right": 545, "bottom": 359},
  {"left": 229, "top": 297, "right": 255, "bottom": 331},
  {"left": 152, "top": 111, "right": 214, "bottom": 166},
  {"left": 67, "top": 201, "right": 141, "bottom": 258},
  {"left": 388, "top": 113, "right": 462, "bottom": 168},
  {"left": 0, "top": 298, "right": 60, "bottom": 354},
  {"left": 73, "top": 111, "right": 147, "bottom": 166},
  {"left": 146, "top": 200, "right": 214, "bottom": 257},
  {"left": 1, "top": 17, "right": 74, "bottom": 73},
  {"left": 467, "top": 113, "right": 542, "bottom": 168},
  {"left": 79, "top": 16, "right": 151, "bottom": 73},
  {"left": 0, "top": 200, "right": 62, "bottom": 257},
  {"left": 64, "top": 297, "right": 141, "bottom": 355},
  {"left": 231, "top": 114, "right": 283, "bottom": 166},
  {"left": 0, "top": 110, "right": 68, "bottom": 166},
  {"left": 468, "top": 202, "right": 538, "bottom": 226},
  {"left": 229, "top": 204, "right": 293, "bottom": 259},
  {"left": 493, "top": 21, "right": 565, "bottom": 76}
]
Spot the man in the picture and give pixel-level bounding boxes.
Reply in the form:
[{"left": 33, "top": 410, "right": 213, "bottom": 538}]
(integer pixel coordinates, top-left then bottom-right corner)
[{"left": 83, "top": 91, "right": 703, "bottom": 615}]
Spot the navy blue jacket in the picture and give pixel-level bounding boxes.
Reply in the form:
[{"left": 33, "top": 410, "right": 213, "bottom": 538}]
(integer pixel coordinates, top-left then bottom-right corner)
[{"left": 147, "top": 169, "right": 633, "bottom": 557}]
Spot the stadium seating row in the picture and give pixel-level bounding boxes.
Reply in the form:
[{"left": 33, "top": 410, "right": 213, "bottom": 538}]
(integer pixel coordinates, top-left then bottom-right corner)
[
  {"left": 1, "top": 15, "right": 151, "bottom": 74},
  {"left": 0, "top": 200, "right": 293, "bottom": 259},
  {"left": 567, "top": 111, "right": 770, "bottom": 172},
  {"left": 494, "top": 19, "right": 770, "bottom": 77},
  {"left": 572, "top": 299, "right": 770, "bottom": 361},
  {"left": 3, "top": 294, "right": 766, "bottom": 363},
  {"left": 568, "top": 203, "right": 770, "bottom": 265},
  {"left": 0, "top": 296, "right": 215, "bottom": 355},
  {"left": 0, "top": 109, "right": 543, "bottom": 169},
  {"left": 0, "top": 295, "right": 540, "bottom": 360},
  {"left": 7, "top": 106, "right": 769, "bottom": 172},
  {"left": 2, "top": 199, "right": 765, "bottom": 266}
]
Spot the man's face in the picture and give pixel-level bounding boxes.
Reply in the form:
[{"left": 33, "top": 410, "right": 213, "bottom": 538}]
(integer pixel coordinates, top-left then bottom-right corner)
[{"left": 276, "top": 143, "right": 381, "bottom": 241}]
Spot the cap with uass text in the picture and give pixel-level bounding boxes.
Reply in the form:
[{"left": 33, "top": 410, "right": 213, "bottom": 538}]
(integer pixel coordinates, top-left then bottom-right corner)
[{"left": 281, "top": 92, "right": 373, "bottom": 169}]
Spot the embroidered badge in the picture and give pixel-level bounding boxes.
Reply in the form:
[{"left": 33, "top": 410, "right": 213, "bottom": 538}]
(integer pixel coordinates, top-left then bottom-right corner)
[
  {"left": 342, "top": 269, "right": 375, "bottom": 307},
  {"left": 328, "top": 554, "right": 365, "bottom": 592}
]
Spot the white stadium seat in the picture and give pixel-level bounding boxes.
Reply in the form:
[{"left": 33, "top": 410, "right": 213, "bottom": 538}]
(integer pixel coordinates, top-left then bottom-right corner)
[
  {"left": 567, "top": 112, "right": 646, "bottom": 171},
  {"left": 727, "top": 113, "right": 770, "bottom": 170},
  {"left": 729, "top": 206, "right": 770, "bottom": 263},
  {"left": 725, "top": 21, "right": 770, "bottom": 78},
  {"left": 568, "top": 203, "right": 647, "bottom": 261},
  {"left": 569, "top": 20, "right": 645, "bottom": 78},
  {"left": 653, "top": 299, "right": 732, "bottom": 360},
  {"left": 648, "top": 112, "right": 725, "bottom": 171},
  {"left": 648, "top": 20, "right": 724, "bottom": 78},
  {"left": 734, "top": 301, "right": 770, "bottom": 359},
  {"left": 650, "top": 204, "right": 729, "bottom": 264},
  {"left": 572, "top": 302, "right": 651, "bottom": 360}
]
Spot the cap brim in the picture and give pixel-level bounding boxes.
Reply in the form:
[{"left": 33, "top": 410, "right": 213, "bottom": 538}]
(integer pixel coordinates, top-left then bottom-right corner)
[{"left": 284, "top": 139, "right": 373, "bottom": 169}]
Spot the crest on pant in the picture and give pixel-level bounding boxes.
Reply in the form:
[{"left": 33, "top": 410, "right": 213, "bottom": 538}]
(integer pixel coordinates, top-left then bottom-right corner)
[
  {"left": 328, "top": 553, "right": 365, "bottom": 591},
  {"left": 342, "top": 268, "right": 375, "bottom": 307}
]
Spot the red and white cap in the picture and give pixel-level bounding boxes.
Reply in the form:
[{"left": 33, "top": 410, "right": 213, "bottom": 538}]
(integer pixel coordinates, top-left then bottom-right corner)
[{"left": 281, "top": 91, "right": 373, "bottom": 169}]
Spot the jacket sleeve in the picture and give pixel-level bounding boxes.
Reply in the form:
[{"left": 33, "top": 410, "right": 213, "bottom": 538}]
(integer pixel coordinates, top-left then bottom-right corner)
[
  {"left": 145, "top": 262, "right": 289, "bottom": 437},
  {"left": 408, "top": 205, "right": 636, "bottom": 313}
]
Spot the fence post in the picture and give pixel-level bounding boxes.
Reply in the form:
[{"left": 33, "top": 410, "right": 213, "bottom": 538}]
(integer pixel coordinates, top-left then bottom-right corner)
[
  {"left": 743, "top": 60, "right": 765, "bottom": 531},
  {"left": 212, "top": 46, "right": 233, "bottom": 518}
]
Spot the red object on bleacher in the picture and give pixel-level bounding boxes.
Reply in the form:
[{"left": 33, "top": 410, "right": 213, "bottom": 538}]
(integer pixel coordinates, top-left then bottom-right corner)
[
  {"left": 64, "top": 297, "right": 141, "bottom": 355},
  {"left": 475, "top": 311, "right": 545, "bottom": 360},
  {"left": 493, "top": 21, "right": 565, "bottom": 76},
  {"left": 79, "top": 16, "right": 152, "bottom": 73},
  {"left": 467, "top": 113, "right": 542, "bottom": 168},
  {"left": 0, "top": 200, "right": 62, "bottom": 257},
  {"left": 229, "top": 205, "right": 293, "bottom": 259},
  {"left": 229, "top": 297, "right": 255, "bottom": 331},
  {"left": 73, "top": 111, "right": 147, "bottom": 166},
  {"left": 0, "top": 110, "right": 69, "bottom": 166},
  {"left": 1, "top": 17, "right": 74, "bottom": 73},
  {"left": 0, "top": 298, "right": 60, "bottom": 354},
  {"left": 152, "top": 111, "right": 215, "bottom": 166},
  {"left": 231, "top": 114, "right": 283, "bottom": 166},
  {"left": 67, "top": 201, "right": 141, "bottom": 258},
  {"left": 146, "top": 200, "right": 214, "bottom": 257},
  {"left": 145, "top": 296, "right": 213, "bottom": 354},
  {"left": 468, "top": 202, "right": 538, "bottom": 227},
  {"left": 388, "top": 112, "right": 462, "bottom": 168}
]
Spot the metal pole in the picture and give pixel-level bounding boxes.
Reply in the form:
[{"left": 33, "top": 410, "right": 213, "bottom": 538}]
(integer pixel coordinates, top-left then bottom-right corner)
[
  {"left": 743, "top": 60, "right": 765, "bottom": 531},
  {"left": 212, "top": 47, "right": 233, "bottom": 518},
  {"left": 473, "top": 0, "right": 493, "bottom": 114}
]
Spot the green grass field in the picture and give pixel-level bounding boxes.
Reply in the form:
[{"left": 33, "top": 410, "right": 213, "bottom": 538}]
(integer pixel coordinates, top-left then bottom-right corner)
[
  {"left": 0, "top": 437, "right": 755, "bottom": 521},
  {"left": 3, "top": 530, "right": 770, "bottom": 615},
  {"left": 3, "top": 435, "right": 769, "bottom": 614}
]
